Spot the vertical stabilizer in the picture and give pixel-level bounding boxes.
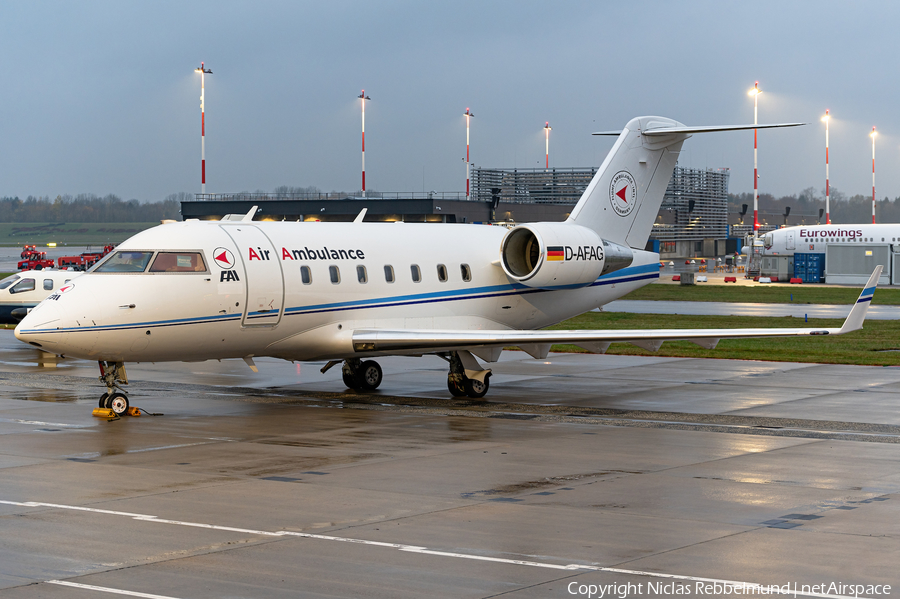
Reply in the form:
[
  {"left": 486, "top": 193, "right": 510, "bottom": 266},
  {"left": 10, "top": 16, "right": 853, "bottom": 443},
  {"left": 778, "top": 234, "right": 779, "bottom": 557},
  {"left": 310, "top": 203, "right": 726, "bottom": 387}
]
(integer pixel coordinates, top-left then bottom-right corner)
[{"left": 568, "top": 116, "right": 690, "bottom": 248}]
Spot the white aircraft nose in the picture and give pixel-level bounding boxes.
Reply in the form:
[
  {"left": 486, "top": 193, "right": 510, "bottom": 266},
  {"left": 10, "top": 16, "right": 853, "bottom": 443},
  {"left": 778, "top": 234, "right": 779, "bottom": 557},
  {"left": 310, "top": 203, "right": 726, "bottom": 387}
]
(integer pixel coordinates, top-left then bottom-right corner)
[{"left": 15, "top": 299, "right": 68, "bottom": 351}]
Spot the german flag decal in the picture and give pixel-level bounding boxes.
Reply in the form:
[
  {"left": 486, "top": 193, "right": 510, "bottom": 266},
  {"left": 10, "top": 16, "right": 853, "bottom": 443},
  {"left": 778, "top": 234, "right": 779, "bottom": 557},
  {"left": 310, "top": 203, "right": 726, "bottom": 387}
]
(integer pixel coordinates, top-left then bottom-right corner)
[{"left": 547, "top": 246, "right": 565, "bottom": 261}]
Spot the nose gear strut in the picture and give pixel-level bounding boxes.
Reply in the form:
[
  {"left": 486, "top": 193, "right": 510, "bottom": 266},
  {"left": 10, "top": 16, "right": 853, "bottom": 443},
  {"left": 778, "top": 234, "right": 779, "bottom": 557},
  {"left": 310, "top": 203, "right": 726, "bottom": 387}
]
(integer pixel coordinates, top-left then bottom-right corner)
[{"left": 98, "top": 361, "right": 130, "bottom": 415}]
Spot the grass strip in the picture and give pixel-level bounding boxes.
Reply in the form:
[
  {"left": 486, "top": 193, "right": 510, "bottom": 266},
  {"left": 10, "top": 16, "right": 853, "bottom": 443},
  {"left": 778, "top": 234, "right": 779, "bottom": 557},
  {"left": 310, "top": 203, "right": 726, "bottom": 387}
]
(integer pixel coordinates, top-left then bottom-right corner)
[
  {"left": 547, "top": 311, "right": 900, "bottom": 366},
  {"left": 620, "top": 282, "right": 900, "bottom": 305}
]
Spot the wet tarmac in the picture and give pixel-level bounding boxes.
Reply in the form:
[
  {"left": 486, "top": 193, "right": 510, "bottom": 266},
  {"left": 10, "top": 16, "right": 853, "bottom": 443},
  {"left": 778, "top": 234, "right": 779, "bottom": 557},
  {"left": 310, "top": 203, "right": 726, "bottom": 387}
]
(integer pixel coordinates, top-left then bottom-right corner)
[{"left": 0, "top": 330, "right": 898, "bottom": 598}]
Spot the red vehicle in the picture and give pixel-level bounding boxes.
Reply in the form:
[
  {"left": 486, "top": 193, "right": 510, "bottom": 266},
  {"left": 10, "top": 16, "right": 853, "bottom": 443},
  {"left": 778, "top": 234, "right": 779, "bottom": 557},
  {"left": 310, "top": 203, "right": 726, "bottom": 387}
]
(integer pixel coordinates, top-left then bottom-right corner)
[
  {"left": 20, "top": 245, "right": 37, "bottom": 259},
  {"left": 57, "top": 244, "right": 115, "bottom": 271},
  {"left": 18, "top": 250, "right": 55, "bottom": 271}
]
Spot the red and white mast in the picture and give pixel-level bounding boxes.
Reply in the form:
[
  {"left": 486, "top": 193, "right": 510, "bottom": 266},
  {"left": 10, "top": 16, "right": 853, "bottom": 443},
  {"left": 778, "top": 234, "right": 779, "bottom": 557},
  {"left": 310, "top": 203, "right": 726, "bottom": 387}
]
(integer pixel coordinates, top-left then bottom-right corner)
[
  {"left": 464, "top": 108, "right": 474, "bottom": 199},
  {"left": 195, "top": 62, "right": 212, "bottom": 194},
  {"left": 870, "top": 126, "right": 877, "bottom": 224},
  {"left": 544, "top": 122, "right": 551, "bottom": 169},
  {"left": 822, "top": 110, "right": 830, "bottom": 224},
  {"left": 748, "top": 82, "right": 761, "bottom": 237},
  {"left": 358, "top": 91, "right": 370, "bottom": 197}
]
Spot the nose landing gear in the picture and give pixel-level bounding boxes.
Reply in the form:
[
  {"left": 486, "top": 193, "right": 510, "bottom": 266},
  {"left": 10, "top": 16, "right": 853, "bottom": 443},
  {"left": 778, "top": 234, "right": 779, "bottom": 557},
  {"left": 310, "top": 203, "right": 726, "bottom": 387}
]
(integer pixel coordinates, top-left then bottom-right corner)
[{"left": 98, "top": 361, "right": 130, "bottom": 416}]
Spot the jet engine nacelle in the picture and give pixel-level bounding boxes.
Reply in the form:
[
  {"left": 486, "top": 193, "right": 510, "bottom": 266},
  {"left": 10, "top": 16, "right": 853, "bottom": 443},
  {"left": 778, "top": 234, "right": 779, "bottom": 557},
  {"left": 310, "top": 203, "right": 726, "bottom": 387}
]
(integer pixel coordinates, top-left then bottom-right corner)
[{"left": 499, "top": 222, "right": 633, "bottom": 289}]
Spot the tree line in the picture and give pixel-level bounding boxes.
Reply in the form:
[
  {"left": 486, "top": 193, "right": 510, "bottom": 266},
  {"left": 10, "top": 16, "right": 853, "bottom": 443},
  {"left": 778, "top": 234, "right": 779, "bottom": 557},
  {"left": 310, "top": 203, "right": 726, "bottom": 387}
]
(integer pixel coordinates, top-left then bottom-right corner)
[
  {"left": 728, "top": 187, "right": 900, "bottom": 224},
  {"left": 0, "top": 193, "right": 187, "bottom": 222}
]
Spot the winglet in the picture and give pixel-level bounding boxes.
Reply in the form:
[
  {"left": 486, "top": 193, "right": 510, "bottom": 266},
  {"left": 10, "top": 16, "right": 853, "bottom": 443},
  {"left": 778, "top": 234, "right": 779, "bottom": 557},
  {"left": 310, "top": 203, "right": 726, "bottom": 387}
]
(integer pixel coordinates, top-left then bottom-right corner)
[
  {"left": 353, "top": 208, "right": 368, "bottom": 223},
  {"left": 839, "top": 265, "right": 882, "bottom": 334}
]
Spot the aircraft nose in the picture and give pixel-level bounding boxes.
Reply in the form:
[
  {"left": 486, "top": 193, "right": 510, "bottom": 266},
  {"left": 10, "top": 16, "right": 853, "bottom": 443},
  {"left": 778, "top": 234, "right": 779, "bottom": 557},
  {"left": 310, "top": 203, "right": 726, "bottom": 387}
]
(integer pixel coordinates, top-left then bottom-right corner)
[{"left": 15, "top": 299, "right": 68, "bottom": 350}]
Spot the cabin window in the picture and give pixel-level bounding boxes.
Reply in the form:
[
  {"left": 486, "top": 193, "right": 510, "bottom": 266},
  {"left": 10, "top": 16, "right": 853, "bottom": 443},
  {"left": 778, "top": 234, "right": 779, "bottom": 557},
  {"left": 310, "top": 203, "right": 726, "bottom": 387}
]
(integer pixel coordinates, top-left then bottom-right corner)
[
  {"left": 95, "top": 251, "right": 154, "bottom": 273},
  {"left": 460, "top": 264, "right": 472, "bottom": 282},
  {"left": 410, "top": 264, "right": 421, "bottom": 283},
  {"left": 437, "top": 264, "right": 448, "bottom": 282},
  {"left": 43, "top": 279, "right": 53, "bottom": 291},
  {"left": 384, "top": 265, "right": 395, "bottom": 283},
  {"left": 300, "top": 266, "right": 312, "bottom": 285},
  {"left": 329, "top": 265, "right": 341, "bottom": 284},
  {"left": 10, "top": 279, "right": 35, "bottom": 294},
  {"left": 0, "top": 274, "right": 21, "bottom": 290},
  {"left": 357, "top": 265, "right": 368, "bottom": 283},
  {"left": 149, "top": 252, "right": 207, "bottom": 273}
]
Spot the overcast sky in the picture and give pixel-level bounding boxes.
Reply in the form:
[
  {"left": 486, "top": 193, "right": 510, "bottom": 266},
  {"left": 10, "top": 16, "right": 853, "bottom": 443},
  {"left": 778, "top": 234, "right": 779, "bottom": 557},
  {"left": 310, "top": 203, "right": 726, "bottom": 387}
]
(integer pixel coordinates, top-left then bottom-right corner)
[{"left": 2, "top": 0, "right": 899, "bottom": 203}]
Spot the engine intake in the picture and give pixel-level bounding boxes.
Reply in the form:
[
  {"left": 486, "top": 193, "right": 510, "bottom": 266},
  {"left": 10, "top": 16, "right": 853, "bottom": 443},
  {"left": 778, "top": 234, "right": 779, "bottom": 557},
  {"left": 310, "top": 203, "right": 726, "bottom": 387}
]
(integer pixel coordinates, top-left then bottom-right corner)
[{"left": 500, "top": 222, "right": 633, "bottom": 289}]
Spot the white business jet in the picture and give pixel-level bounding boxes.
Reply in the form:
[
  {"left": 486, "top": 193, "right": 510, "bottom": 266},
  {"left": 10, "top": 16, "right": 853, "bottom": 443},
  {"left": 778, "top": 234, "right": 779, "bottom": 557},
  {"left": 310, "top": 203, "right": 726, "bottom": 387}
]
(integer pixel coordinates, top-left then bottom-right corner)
[{"left": 15, "top": 116, "right": 881, "bottom": 415}]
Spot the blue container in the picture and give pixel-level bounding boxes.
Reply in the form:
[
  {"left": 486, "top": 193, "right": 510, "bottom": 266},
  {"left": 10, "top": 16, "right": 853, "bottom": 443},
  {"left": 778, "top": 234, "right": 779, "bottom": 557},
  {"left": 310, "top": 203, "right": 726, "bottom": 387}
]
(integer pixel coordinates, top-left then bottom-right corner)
[{"left": 794, "top": 253, "right": 825, "bottom": 283}]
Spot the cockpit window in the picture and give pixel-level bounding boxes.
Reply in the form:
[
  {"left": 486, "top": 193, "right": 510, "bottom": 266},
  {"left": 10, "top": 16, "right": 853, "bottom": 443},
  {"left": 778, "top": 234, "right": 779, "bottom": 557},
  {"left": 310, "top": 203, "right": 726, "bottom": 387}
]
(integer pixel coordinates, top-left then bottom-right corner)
[
  {"left": 0, "top": 274, "right": 21, "bottom": 290},
  {"left": 94, "top": 251, "right": 155, "bottom": 273},
  {"left": 9, "top": 279, "right": 35, "bottom": 294},
  {"left": 149, "top": 252, "right": 207, "bottom": 273}
]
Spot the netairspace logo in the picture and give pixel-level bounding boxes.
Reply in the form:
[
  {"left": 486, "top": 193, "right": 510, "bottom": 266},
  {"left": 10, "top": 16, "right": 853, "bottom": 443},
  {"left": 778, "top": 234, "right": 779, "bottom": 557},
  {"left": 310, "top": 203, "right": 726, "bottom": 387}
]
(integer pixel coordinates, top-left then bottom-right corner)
[{"left": 566, "top": 580, "right": 892, "bottom": 598}]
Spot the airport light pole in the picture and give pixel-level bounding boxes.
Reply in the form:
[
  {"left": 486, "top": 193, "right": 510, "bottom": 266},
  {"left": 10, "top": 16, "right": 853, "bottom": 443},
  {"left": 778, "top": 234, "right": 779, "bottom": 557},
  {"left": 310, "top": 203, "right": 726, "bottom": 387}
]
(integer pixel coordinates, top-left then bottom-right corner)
[
  {"left": 822, "top": 110, "right": 831, "bottom": 224},
  {"left": 359, "top": 91, "right": 370, "bottom": 198},
  {"left": 195, "top": 62, "right": 212, "bottom": 195},
  {"left": 871, "top": 126, "right": 877, "bottom": 224},
  {"left": 748, "top": 82, "right": 761, "bottom": 238},
  {"left": 544, "top": 122, "right": 552, "bottom": 169},
  {"left": 464, "top": 108, "right": 474, "bottom": 199}
]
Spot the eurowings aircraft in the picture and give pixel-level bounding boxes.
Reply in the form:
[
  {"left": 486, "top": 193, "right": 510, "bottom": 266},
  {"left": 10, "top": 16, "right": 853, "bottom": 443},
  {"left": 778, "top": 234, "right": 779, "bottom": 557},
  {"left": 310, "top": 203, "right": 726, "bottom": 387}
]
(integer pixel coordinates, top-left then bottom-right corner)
[
  {"left": 15, "top": 116, "right": 881, "bottom": 415},
  {"left": 761, "top": 223, "right": 900, "bottom": 257}
]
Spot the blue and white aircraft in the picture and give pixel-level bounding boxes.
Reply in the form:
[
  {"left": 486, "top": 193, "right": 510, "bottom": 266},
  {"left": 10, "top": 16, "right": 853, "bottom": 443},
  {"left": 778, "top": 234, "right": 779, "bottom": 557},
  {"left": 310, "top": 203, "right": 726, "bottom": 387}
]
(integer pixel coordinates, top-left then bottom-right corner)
[{"left": 15, "top": 116, "right": 880, "bottom": 415}]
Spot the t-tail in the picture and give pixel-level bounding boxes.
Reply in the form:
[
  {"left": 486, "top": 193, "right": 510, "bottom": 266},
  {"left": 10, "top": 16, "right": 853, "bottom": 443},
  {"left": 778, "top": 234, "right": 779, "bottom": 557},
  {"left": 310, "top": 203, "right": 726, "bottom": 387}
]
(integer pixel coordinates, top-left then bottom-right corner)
[
  {"left": 497, "top": 116, "right": 802, "bottom": 290},
  {"left": 567, "top": 117, "right": 804, "bottom": 248}
]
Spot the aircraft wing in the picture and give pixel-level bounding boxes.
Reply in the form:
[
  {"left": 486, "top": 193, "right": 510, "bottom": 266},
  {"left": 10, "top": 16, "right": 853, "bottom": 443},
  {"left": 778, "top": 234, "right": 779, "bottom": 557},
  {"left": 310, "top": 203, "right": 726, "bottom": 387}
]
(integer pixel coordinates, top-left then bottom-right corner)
[{"left": 352, "top": 267, "right": 880, "bottom": 355}]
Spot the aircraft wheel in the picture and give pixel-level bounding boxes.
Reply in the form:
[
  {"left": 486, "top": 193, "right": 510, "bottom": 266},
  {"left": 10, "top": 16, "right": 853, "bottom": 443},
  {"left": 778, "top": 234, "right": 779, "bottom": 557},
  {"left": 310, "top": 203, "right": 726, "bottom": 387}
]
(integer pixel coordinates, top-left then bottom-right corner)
[
  {"left": 342, "top": 370, "right": 361, "bottom": 390},
  {"left": 99, "top": 392, "right": 109, "bottom": 408},
  {"left": 358, "top": 360, "right": 382, "bottom": 390},
  {"left": 108, "top": 392, "right": 129, "bottom": 415},
  {"left": 464, "top": 375, "right": 490, "bottom": 399},
  {"left": 447, "top": 375, "right": 467, "bottom": 397}
]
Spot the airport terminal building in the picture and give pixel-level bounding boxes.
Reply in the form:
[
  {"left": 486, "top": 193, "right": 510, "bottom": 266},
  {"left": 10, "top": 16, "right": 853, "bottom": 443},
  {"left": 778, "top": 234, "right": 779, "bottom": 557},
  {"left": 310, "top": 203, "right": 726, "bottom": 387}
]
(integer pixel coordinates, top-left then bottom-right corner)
[{"left": 180, "top": 165, "right": 733, "bottom": 258}]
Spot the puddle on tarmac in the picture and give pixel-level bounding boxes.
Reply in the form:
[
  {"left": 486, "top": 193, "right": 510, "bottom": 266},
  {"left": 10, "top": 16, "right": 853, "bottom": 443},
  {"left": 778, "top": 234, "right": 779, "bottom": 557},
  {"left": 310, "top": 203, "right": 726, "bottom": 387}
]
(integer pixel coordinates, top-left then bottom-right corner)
[{"left": 8, "top": 390, "right": 81, "bottom": 403}]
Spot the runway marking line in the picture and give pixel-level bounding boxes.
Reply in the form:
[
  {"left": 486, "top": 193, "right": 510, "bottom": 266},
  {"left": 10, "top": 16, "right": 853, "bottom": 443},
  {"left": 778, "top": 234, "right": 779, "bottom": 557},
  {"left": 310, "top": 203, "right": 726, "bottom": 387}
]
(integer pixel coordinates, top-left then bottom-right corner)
[
  {"left": 47, "top": 580, "right": 182, "bottom": 598},
  {"left": 0, "top": 499, "right": 873, "bottom": 599},
  {"left": 0, "top": 417, "right": 89, "bottom": 428}
]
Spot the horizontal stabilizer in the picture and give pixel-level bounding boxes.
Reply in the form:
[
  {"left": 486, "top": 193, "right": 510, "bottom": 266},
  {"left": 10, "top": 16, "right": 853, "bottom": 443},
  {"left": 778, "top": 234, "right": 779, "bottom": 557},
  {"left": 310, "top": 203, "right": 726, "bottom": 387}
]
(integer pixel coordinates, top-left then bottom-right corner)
[{"left": 593, "top": 123, "right": 804, "bottom": 136}]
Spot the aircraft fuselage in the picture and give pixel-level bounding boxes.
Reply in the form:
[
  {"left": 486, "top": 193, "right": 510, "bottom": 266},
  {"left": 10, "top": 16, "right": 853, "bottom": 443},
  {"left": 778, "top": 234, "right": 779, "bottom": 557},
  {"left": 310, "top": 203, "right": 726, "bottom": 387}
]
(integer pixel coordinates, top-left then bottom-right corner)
[{"left": 16, "top": 220, "right": 659, "bottom": 363}]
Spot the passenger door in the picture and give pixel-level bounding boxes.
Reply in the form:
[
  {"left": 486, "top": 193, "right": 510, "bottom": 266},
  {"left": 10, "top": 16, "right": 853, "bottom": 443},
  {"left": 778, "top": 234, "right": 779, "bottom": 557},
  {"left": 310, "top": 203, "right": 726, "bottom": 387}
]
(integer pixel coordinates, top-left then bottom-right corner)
[{"left": 221, "top": 225, "right": 284, "bottom": 327}]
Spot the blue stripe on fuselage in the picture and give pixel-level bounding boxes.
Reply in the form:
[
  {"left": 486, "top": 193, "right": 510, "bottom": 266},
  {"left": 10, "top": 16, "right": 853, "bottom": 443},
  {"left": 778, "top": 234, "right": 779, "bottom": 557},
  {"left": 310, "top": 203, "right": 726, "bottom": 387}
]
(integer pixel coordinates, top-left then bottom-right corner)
[{"left": 20, "top": 263, "right": 660, "bottom": 334}]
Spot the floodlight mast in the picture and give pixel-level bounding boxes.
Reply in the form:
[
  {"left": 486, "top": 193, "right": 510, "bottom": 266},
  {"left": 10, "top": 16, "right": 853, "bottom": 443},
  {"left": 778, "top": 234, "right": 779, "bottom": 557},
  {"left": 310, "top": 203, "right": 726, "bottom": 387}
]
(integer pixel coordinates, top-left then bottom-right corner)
[
  {"left": 195, "top": 62, "right": 212, "bottom": 194},
  {"left": 871, "top": 126, "right": 877, "bottom": 224},
  {"left": 464, "top": 108, "right": 474, "bottom": 199},
  {"left": 359, "top": 91, "right": 370, "bottom": 198},
  {"left": 822, "top": 110, "right": 831, "bottom": 224},
  {"left": 544, "top": 122, "right": 552, "bottom": 169},
  {"left": 747, "top": 82, "right": 761, "bottom": 238}
]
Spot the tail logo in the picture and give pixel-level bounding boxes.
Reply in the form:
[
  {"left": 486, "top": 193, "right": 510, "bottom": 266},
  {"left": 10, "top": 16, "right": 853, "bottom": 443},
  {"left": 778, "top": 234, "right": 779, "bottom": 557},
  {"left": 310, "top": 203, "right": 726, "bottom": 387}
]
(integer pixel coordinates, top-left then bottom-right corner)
[
  {"left": 609, "top": 171, "right": 636, "bottom": 217},
  {"left": 213, "top": 248, "right": 235, "bottom": 269}
]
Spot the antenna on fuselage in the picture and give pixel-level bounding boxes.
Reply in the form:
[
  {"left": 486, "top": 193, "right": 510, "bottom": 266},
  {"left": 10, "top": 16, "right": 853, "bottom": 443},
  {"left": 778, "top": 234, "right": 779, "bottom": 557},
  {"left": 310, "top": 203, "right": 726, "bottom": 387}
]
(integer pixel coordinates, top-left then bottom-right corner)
[{"left": 241, "top": 205, "right": 259, "bottom": 222}]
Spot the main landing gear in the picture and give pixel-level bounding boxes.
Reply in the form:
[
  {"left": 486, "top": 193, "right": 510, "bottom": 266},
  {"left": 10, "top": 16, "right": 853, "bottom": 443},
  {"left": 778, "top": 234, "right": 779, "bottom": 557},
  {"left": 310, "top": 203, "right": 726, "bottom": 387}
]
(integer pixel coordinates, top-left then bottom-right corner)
[
  {"left": 341, "top": 358, "right": 383, "bottom": 391},
  {"left": 98, "top": 361, "right": 130, "bottom": 416},
  {"left": 446, "top": 351, "right": 491, "bottom": 399}
]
